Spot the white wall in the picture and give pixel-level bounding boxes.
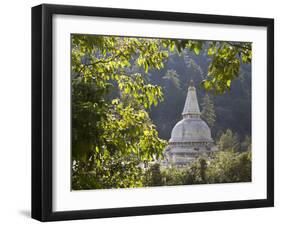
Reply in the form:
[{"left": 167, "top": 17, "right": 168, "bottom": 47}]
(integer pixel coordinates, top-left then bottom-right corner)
[{"left": 0, "top": 0, "right": 279, "bottom": 225}]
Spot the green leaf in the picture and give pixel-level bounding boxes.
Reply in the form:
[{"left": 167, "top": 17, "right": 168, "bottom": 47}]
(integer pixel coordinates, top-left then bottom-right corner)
[
  {"left": 194, "top": 47, "right": 200, "bottom": 55},
  {"left": 227, "top": 80, "right": 231, "bottom": 89},
  {"left": 144, "top": 61, "right": 148, "bottom": 73},
  {"left": 207, "top": 47, "right": 215, "bottom": 56}
]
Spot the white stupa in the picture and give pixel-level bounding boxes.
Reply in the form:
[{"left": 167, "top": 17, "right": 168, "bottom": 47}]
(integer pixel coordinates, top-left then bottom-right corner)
[{"left": 164, "top": 80, "right": 217, "bottom": 167}]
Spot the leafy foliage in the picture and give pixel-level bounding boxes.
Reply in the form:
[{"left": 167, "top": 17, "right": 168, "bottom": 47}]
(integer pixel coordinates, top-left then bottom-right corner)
[
  {"left": 205, "top": 151, "right": 251, "bottom": 183},
  {"left": 142, "top": 163, "right": 164, "bottom": 186},
  {"left": 241, "top": 135, "right": 251, "bottom": 152},
  {"left": 218, "top": 129, "right": 239, "bottom": 152},
  {"left": 72, "top": 35, "right": 168, "bottom": 189},
  {"left": 143, "top": 151, "right": 251, "bottom": 186},
  {"left": 163, "top": 39, "right": 252, "bottom": 93}
]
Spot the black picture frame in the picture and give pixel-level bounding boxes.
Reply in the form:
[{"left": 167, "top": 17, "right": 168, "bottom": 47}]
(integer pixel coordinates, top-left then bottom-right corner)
[{"left": 32, "top": 3, "right": 274, "bottom": 222}]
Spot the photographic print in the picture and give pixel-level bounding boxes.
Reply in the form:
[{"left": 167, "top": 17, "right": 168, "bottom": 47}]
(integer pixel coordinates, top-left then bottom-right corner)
[
  {"left": 71, "top": 35, "right": 252, "bottom": 190},
  {"left": 32, "top": 4, "right": 273, "bottom": 221}
]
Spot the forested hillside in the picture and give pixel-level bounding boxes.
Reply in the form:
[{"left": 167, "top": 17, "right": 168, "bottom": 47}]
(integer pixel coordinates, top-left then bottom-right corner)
[{"left": 147, "top": 48, "right": 251, "bottom": 142}]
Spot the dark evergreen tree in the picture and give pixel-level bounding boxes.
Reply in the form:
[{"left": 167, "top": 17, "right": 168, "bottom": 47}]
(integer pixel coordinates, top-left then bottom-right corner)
[{"left": 201, "top": 94, "right": 216, "bottom": 128}]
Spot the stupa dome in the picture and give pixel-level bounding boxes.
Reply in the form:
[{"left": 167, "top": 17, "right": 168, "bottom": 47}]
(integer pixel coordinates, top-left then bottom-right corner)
[
  {"left": 169, "top": 80, "right": 213, "bottom": 144},
  {"left": 169, "top": 118, "right": 213, "bottom": 143},
  {"left": 162, "top": 80, "right": 217, "bottom": 167}
]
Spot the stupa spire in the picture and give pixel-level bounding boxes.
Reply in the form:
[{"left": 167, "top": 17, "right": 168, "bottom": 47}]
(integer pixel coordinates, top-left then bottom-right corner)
[
  {"left": 163, "top": 80, "right": 217, "bottom": 167},
  {"left": 182, "top": 80, "right": 201, "bottom": 118}
]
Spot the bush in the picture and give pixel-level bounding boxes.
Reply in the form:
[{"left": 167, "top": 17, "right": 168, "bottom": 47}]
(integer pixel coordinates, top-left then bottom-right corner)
[
  {"left": 206, "top": 151, "right": 251, "bottom": 183},
  {"left": 143, "top": 151, "right": 251, "bottom": 187}
]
